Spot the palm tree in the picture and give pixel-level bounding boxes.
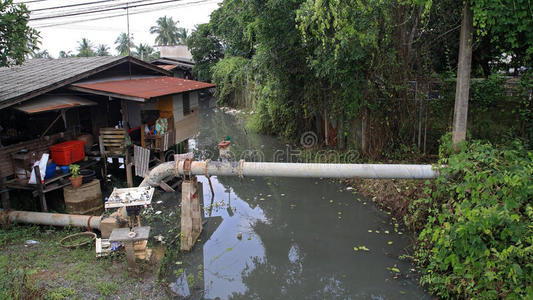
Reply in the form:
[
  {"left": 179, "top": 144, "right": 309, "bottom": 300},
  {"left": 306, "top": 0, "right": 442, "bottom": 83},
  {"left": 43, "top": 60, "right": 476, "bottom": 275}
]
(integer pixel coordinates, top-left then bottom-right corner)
[
  {"left": 150, "top": 16, "right": 182, "bottom": 45},
  {"left": 32, "top": 50, "right": 52, "bottom": 59},
  {"left": 77, "top": 38, "right": 95, "bottom": 57},
  {"left": 58, "top": 50, "right": 73, "bottom": 58},
  {"left": 115, "top": 33, "right": 134, "bottom": 56},
  {"left": 96, "top": 44, "right": 110, "bottom": 56},
  {"left": 134, "top": 43, "right": 154, "bottom": 61},
  {"left": 177, "top": 27, "right": 188, "bottom": 44}
]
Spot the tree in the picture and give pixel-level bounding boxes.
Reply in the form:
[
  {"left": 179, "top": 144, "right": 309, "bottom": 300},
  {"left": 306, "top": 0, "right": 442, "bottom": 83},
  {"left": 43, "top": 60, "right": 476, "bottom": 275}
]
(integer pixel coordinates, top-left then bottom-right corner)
[
  {"left": 150, "top": 16, "right": 183, "bottom": 45},
  {"left": 96, "top": 44, "right": 110, "bottom": 56},
  {"left": 186, "top": 23, "right": 224, "bottom": 81},
  {"left": 134, "top": 43, "right": 154, "bottom": 61},
  {"left": 58, "top": 50, "right": 73, "bottom": 58},
  {"left": 0, "top": 0, "right": 40, "bottom": 67},
  {"left": 452, "top": 2, "right": 473, "bottom": 148},
  {"left": 115, "top": 33, "right": 134, "bottom": 56},
  {"left": 31, "top": 50, "right": 52, "bottom": 59},
  {"left": 77, "top": 38, "right": 95, "bottom": 57}
]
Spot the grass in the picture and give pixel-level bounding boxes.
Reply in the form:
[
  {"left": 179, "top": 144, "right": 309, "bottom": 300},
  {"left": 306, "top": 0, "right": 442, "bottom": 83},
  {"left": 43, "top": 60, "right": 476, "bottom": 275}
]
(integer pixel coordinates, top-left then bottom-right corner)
[{"left": 0, "top": 224, "right": 167, "bottom": 299}]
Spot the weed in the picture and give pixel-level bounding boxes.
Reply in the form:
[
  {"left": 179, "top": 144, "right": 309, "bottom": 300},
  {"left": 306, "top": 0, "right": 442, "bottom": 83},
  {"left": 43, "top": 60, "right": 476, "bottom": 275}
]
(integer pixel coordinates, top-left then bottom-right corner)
[{"left": 96, "top": 281, "right": 118, "bottom": 296}]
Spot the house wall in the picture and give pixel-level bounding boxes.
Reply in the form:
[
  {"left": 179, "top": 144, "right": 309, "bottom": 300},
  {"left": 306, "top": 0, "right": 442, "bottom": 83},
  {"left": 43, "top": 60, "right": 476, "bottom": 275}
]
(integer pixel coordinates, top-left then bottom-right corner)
[{"left": 173, "top": 91, "right": 199, "bottom": 144}]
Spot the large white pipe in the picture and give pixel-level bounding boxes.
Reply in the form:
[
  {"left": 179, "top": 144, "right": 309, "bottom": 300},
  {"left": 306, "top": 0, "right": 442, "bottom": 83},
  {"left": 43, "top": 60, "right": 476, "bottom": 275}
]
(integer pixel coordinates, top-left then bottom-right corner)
[
  {"left": 140, "top": 160, "right": 439, "bottom": 187},
  {"left": 1, "top": 210, "right": 101, "bottom": 230}
]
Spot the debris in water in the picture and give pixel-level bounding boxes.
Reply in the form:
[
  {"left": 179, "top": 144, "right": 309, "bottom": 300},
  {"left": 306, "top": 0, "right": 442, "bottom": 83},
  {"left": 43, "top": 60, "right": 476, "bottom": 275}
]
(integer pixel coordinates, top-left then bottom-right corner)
[
  {"left": 354, "top": 246, "right": 370, "bottom": 251},
  {"left": 388, "top": 241, "right": 393, "bottom": 245},
  {"left": 346, "top": 187, "right": 354, "bottom": 190},
  {"left": 387, "top": 266, "right": 401, "bottom": 273},
  {"left": 375, "top": 230, "right": 380, "bottom": 234},
  {"left": 384, "top": 230, "right": 390, "bottom": 234},
  {"left": 237, "top": 232, "right": 242, "bottom": 240},
  {"left": 259, "top": 198, "right": 265, "bottom": 201},
  {"left": 281, "top": 194, "right": 285, "bottom": 196},
  {"left": 329, "top": 200, "right": 334, "bottom": 203},
  {"left": 267, "top": 194, "right": 272, "bottom": 197},
  {"left": 368, "top": 230, "right": 373, "bottom": 233}
]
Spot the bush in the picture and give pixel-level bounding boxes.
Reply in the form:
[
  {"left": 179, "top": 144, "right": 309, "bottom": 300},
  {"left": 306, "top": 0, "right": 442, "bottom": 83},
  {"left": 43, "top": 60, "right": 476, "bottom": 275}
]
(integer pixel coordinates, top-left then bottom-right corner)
[{"left": 410, "top": 135, "right": 533, "bottom": 299}]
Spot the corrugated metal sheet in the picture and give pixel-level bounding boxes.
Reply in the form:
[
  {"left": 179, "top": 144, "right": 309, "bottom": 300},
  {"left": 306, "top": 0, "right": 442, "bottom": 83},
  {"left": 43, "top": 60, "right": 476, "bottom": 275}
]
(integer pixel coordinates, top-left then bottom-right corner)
[
  {"left": 14, "top": 95, "right": 97, "bottom": 114},
  {"left": 72, "top": 77, "right": 215, "bottom": 100},
  {"left": 134, "top": 145, "right": 150, "bottom": 177}
]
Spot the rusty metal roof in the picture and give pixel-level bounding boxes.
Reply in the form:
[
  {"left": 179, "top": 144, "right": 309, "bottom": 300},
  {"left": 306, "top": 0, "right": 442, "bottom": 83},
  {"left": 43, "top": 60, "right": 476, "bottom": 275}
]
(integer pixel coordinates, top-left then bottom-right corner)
[
  {"left": 72, "top": 77, "right": 215, "bottom": 100},
  {"left": 14, "top": 95, "right": 97, "bottom": 114}
]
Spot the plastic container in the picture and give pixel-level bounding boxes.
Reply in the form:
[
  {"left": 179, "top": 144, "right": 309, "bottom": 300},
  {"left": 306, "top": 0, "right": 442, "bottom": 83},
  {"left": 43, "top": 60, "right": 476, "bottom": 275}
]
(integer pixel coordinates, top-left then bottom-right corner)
[
  {"left": 49, "top": 140, "right": 85, "bottom": 166},
  {"left": 79, "top": 169, "right": 96, "bottom": 184},
  {"left": 60, "top": 166, "right": 70, "bottom": 174},
  {"left": 45, "top": 162, "right": 57, "bottom": 179}
]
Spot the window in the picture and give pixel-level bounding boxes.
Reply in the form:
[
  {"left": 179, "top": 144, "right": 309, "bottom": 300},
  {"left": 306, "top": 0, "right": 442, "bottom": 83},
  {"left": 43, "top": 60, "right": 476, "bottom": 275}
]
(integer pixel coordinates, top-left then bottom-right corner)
[{"left": 183, "top": 93, "right": 190, "bottom": 116}]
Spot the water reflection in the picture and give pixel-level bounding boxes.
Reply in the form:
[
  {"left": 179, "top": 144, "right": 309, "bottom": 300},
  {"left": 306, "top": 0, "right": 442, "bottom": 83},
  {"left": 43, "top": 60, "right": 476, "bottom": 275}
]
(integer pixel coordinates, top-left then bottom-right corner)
[{"left": 169, "top": 100, "right": 430, "bottom": 299}]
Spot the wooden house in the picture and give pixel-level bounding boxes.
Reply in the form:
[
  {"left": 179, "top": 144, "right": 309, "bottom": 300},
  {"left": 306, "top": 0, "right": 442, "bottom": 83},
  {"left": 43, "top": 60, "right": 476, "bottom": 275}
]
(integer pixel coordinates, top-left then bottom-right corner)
[{"left": 0, "top": 56, "right": 214, "bottom": 211}]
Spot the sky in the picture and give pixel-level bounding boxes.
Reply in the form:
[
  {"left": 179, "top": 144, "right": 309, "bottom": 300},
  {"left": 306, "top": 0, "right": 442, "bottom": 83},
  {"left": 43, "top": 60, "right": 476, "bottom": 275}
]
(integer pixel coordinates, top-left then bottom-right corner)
[{"left": 25, "top": 0, "right": 223, "bottom": 57}]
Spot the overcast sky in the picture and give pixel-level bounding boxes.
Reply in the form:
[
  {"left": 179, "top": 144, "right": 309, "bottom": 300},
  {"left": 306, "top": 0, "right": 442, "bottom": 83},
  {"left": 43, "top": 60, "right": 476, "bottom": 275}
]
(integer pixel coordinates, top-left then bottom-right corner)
[{"left": 25, "top": 0, "right": 223, "bottom": 57}]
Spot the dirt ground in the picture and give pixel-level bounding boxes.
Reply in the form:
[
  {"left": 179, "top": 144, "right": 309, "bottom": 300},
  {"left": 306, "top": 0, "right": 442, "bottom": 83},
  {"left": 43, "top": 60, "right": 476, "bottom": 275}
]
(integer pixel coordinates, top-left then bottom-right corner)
[{"left": 0, "top": 225, "right": 170, "bottom": 300}]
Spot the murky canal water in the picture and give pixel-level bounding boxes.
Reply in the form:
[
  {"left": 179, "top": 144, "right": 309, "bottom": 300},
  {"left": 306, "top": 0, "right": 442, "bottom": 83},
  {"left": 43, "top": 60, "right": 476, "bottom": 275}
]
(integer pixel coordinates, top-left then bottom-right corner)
[{"left": 158, "top": 99, "right": 430, "bottom": 299}]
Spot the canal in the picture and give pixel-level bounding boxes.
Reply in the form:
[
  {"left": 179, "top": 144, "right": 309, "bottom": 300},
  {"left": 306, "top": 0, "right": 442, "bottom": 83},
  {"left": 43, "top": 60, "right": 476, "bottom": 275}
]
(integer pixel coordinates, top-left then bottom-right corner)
[{"left": 156, "top": 98, "right": 430, "bottom": 299}]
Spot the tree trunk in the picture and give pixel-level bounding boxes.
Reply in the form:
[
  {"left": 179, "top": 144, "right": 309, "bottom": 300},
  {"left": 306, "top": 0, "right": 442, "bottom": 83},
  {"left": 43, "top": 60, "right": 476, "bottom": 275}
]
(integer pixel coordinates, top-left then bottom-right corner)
[{"left": 452, "top": 2, "right": 473, "bottom": 148}]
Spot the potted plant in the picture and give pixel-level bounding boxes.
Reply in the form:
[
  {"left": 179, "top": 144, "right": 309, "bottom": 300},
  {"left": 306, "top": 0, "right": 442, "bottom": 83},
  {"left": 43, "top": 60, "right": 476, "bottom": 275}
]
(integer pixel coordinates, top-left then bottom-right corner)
[{"left": 69, "top": 164, "right": 83, "bottom": 188}]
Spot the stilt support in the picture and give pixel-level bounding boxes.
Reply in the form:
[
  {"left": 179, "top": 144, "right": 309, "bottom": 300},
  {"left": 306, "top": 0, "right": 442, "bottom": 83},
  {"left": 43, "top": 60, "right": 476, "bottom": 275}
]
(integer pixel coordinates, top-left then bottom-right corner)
[{"left": 180, "top": 176, "right": 202, "bottom": 251}]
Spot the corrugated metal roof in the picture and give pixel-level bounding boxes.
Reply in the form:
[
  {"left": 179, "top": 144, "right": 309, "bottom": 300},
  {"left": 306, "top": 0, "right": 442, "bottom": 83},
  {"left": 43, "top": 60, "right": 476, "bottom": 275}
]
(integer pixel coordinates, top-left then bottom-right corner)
[
  {"left": 14, "top": 95, "right": 97, "bottom": 114},
  {"left": 0, "top": 56, "right": 170, "bottom": 109},
  {"left": 72, "top": 77, "right": 215, "bottom": 100}
]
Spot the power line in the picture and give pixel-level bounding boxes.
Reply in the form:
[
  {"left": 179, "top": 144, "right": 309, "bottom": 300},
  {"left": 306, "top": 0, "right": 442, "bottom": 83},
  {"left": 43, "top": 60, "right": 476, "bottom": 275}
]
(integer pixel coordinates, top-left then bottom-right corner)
[
  {"left": 30, "top": 0, "right": 191, "bottom": 21},
  {"left": 30, "top": 0, "right": 153, "bottom": 18},
  {"left": 32, "top": 0, "right": 217, "bottom": 28},
  {"left": 32, "top": 0, "right": 119, "bottom": 12},
  {"left": 14, "top": 0, "right": 50, "bottom": 4}
]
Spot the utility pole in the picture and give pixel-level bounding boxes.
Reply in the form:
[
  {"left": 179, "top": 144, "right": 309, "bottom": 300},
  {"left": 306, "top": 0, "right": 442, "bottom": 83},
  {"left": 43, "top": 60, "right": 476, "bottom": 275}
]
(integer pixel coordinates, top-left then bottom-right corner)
[{"left": 126, "top": 3, "right": 131, "bottom": 56}]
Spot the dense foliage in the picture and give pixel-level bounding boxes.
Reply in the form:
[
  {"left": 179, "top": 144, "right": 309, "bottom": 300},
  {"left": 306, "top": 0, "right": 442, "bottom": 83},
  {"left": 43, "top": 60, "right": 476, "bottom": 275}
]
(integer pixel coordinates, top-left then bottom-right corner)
[
  {"left": 189, "top": 0, "right": 532, "bottom": 157},
  {"left": 408, "top": 136, "right": 533, "bottom": 298},
  {"left": 0, "top": 0, "right": 40, "bottom": 67},
  {"left": 187, "top": 23, "right": 224, "bottom": 81}
]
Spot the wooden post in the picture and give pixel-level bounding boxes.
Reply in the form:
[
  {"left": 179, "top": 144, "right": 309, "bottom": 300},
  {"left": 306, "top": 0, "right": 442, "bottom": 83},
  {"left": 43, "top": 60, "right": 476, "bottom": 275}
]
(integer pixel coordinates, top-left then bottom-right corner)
[
  {"left": 180, "top": 179, "right": 193, "bottom": 251},
  {"left": 181, "top": 176, "right": 202, "bottom": 251},
  {"left": 34, "top": 166, "right": 47, "bottom": 212},
  {"left": 124, "top": 241, "right": 136, "bottom": 268},
  {"left": 0, "top": 177, "right": 9, "bottom": 209},
  {"left": 121, "top": 100, "right": 133, "bottom": 187},
  {"left": 125, "top": 150, "right": 133, "bottom": 188}
]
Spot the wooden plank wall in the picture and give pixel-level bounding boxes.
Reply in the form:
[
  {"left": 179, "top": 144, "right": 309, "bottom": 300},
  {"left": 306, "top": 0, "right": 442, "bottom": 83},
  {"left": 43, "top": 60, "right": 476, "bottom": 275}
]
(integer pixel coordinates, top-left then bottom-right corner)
[
  {"left": 0, "top": 131, "right": 73, "bottom": 178},
  {"left": 175, "top": 110, "right": 199, "bottom": 144}
]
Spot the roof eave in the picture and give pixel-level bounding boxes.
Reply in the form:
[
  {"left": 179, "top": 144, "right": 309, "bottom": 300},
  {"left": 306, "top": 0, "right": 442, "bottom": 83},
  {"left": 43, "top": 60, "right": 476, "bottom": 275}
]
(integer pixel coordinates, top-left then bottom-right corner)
[{"left": 69, "top": 85, "right": 146, "bottom": 102}]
